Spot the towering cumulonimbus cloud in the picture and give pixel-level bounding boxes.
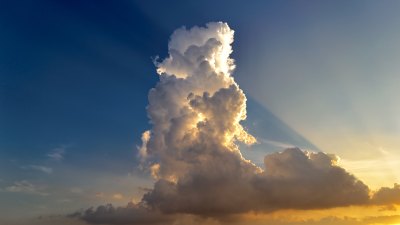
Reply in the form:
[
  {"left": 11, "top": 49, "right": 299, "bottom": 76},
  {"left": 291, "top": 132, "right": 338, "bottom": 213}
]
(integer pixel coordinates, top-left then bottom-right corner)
[
  {"left": 138, "top": 22, "right": 369, "bottom": 214},
  {"left": 141, "top": 22, "right": 258, "bottom": 183},
  {"left": 74, "top": 22, "right": 399, "bottom": 225}
]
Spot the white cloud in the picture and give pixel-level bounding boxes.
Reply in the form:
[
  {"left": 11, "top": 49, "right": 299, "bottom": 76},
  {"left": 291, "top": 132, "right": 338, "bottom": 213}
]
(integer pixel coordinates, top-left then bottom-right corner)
[
  {"left": 138, "top": 22, "right": 368, "bottom": 214},
  {"left": 137, "top": 130, "right": 151, "bottom": 167},
  {"left": 73, "top": 22, "right": 400, "bottom": 225},
  {"left": 142, "top": 21, "right": 256, "bottom": 183}
]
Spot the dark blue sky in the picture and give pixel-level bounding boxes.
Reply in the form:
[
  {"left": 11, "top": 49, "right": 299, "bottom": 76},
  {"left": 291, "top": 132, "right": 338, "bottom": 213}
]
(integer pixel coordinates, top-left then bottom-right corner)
[
  {"left": 1, "top": 0, "right": 320, "bottom": 172},
  {"left": 1, "top": 1, "right": 164, "bottom": 168}
]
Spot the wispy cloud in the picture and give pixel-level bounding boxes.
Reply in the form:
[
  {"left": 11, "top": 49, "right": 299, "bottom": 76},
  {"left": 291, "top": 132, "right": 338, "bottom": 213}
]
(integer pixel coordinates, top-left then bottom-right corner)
[
  {"left": 95, "top": 192, "right": 104, "bottom": 198},
  {"left": 112, "top": 193, "right": 124, "bottom": 200},
  {"left": 46, "top": 146, "right": 66, "bottom": 161},
  {"left": 260, "top": 138, "right": 296, "bottom": 149},
  {"left": 70, "top": 187, "right": 84, "bottom": 194},
  {"left": 22, "top": 165, "right": 53, "bottom": 174},
  {"left": 2, "top": 180, "right": 49, "bottom": 196}
]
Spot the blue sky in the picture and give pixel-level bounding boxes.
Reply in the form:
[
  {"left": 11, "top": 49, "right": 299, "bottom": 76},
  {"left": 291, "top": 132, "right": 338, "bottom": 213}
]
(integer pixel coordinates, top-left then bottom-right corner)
[{"left": 1, "top": 0, "right": 400, "bottom": 223}]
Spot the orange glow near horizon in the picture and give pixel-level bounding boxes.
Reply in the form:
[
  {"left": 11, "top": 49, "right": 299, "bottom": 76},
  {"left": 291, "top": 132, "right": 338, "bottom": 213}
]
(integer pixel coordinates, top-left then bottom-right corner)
[{"left": 235, "top": 205, "right": 400, "bottom": 225}]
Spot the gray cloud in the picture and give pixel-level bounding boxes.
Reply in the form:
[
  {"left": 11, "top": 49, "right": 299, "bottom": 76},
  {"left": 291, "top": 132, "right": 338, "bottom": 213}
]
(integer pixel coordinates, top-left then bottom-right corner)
[
  {"left": 142, "top": 148, "right": 369, "bottom": 215},
  {"left": 371, "top": 183, "right": 400, "bottom": 205}
]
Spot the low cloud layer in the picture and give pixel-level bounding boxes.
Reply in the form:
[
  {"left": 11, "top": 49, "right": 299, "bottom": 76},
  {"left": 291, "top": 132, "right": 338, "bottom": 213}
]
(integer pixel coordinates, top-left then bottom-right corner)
[
  {"left": 72, "top": 22, "right": 400, "bottom": 225},
  {"left": 141, "top": 147, "right": 369, "bottom": 215}
]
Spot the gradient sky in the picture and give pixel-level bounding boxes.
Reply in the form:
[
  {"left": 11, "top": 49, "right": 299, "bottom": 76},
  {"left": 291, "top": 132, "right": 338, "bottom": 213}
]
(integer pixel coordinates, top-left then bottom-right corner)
[{"left": 1, "top": 1, "right": 400, "bottom": 225}]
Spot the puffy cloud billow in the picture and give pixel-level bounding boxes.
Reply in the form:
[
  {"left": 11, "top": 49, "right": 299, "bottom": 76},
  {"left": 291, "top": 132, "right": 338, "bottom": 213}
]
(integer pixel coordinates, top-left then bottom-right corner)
[{"left": 72, "top": 22, "right": 400, "bottom": 225}]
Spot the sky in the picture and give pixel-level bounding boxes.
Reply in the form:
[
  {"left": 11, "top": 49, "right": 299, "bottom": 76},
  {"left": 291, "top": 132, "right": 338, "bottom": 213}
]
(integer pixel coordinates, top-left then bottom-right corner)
[{"left": 1, "top": 1, "right": 400, "bottom": 225}]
